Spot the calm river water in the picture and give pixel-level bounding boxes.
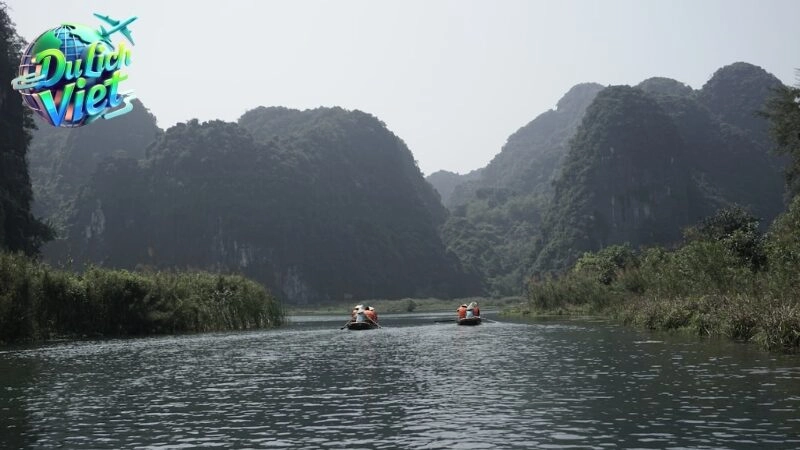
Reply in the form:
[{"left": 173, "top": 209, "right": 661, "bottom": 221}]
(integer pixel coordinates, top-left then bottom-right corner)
[{"left": 1, "top": 313, "right": 799, "bottom": 449}]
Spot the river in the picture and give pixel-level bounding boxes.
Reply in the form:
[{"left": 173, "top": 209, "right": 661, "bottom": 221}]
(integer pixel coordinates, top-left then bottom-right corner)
[{"left": 1, "top": 312, "right": 799, "bottom": 449}]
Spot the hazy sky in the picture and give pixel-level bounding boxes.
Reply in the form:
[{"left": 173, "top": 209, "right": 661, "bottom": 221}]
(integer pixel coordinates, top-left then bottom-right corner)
[{"left": 7, "top": 0, "right": 800, "bottom": 175}]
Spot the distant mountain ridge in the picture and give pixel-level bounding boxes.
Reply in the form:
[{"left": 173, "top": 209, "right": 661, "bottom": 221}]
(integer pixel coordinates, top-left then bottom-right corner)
[
  {"left": 426, "top": 169, "right": 482, "bottom": 206},
  {"left": 436, "top": 62, "right": 787, "bottom": 290},
  {"left": 434, "top": 82, "right": 606, "bottom": 294},
  {"left": 37, "top": 107, "right": 479, "bottom": 303},
  {"left": 28, "top": 99, "right": 161, "bottom": 232},
  {"left": 28, "top": 61, "right": 786, "bottom": 300},
  {"left": 440, "top": 82, "right": 605, "bottom": 209}
]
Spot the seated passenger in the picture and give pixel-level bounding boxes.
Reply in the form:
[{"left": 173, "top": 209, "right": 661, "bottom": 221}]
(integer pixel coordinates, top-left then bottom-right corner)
[
  {"left": 364, "top": 306, "right": 378, "bottom": 323},
  {"left": 466, "top": 301, "right": 478, "bottom": 318},
  {"left": 457, "top": 304, "right": 467, "bottom": 319},
  {"left": 352, "top": 304, "right": 364, "bottom": 321},
  {"left": 355, "top": 306, "right": 366, "bottom": 323}
]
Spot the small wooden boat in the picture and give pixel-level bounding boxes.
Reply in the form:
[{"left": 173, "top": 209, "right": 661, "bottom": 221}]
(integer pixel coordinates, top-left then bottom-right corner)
[
  {"left": 346, "top": 321, "right": 379, "bottom": 330},
  {"left": 457, "top": 317, "right": 482, "bottom": 326}
]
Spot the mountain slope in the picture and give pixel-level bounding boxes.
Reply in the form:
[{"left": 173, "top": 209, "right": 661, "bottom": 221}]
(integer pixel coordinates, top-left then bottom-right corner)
[
  {"left": 440, "top": 83, "right": 605, "bottom": 294},
  {"left": 61, "top": 109, "right": 479, "bottom": 303},
  {"left": 533, "top": 86, "right": 700, "bottom": 272},
  {"left": 426, "top": 169, "right": 482, "bottom": 206},
  {"left": 28, "top": 99, "right": 161, "bottom": 232}
]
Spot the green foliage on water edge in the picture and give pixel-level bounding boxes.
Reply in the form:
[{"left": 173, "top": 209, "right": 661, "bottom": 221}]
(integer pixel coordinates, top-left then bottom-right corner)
[
  {"left": 522, "top": 206, "right": 800, "bottom": 353},
  {"left": 0, "top": 252, "right": 285, "bottom": 344}
]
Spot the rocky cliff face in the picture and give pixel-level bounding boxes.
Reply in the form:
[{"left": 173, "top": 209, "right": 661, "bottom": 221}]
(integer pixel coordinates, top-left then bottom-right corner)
[
  {"left": 532, "top": 63, "right": 785, "bottom": 273},
  {"left": 533, "top": 86, "right": 700, "bottom": 271},
  {"left": 28, "top": 99, "right": 161, "bottom": 232},
  {"left": 60, "top": 109, "right": 480, "bottom": 303},
  {"left": 438, "top": 83, "right": 606, "bottom": 294}
]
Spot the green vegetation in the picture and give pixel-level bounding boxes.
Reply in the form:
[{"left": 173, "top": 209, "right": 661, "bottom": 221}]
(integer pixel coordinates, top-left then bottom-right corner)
[
  {"left": 0, "top": 5, "right": 283, "bottom": 345},
  {"left": 0, "top": 252, "right": 284, "bottom": 344},
  {"left": 761, "top": 81, "right": 800, "bottom": 199},
  {"left": 519, "top": 206, "right": 800, "bottom": 353},
  {"left": 533, "top": 85, "right": 695, "bottom": 273},
  {"left": 437, "top": 83, "right": 605, "bottom": 296},
  {"left": 426, "top": 169, "right": 482, "bottom": 207},
  {"left": 0, "top": 5, "right": 53, "bottom": 255},
  {"left": 435, "top": 64, "right": 786, "bottom": 294},
  {"left": 57, "top": 110, "right": 479, "bottom": 303},
  {"left": 28, "top": 99, "right": 161, "bottom": 233},
  {"left": 516, "top": 79, "right": 800, "bottom": 354}
]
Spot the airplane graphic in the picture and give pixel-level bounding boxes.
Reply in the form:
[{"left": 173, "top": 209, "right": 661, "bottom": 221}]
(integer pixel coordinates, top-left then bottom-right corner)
[{"left": 93, "top": 13, "right": 137, "bottom": 45}]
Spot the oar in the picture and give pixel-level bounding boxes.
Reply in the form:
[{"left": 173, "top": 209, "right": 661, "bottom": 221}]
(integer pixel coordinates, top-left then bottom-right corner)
[
  {"left": 367, "top": 316, "right": 383, "bottom": 328},
  {"left": 480, "top": 317, "right": 496, "bottom": 323},
  {"left": 340, "top": 319, "right": 353, "bottom": 330},
  {"left": 434, "top": 319, "right": 456, "bottom": 323}
]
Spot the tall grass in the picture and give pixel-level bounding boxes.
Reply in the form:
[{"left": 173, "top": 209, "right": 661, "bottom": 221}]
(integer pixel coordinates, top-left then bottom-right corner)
[
  {"left": 0, "top": 252, "right": 284, "bottom": 344},
  {"left": 521, "top": 220, "right": 800, "bottom": 354}
]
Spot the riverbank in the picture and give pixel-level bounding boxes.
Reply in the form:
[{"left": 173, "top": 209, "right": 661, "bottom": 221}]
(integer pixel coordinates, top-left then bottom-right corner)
[
  {"left": 509, "top": 204, "right": 800, "bottom": 354},
  {"left": 508, "top": 243, "right": 800, "bottom": 354},
  {"left": 0, "top": 252, "right": 284, "bottom": 345},
  {"left": 504, "top": 291, "right": 800, "bottom": 353},
  {"left": 287, "top": 296, "right": 521, "bottom": 315}
]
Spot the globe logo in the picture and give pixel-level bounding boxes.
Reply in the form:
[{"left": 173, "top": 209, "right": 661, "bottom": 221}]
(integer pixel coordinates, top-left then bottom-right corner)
[{"left": 11, "top": 14, "right": 137, "bottom": 128}]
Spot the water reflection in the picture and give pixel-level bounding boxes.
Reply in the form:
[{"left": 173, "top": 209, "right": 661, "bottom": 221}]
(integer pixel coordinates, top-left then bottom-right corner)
[
  {"left": 0, "top": 354, "right": 38, "bottom": 448},
  {"left": 0, "top": 314, "right": 798, "bottom": 448}
]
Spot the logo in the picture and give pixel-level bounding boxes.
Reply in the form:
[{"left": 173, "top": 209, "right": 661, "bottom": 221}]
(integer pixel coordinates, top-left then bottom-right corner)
[{"left": 11, "top": 13, "right": 137, "bottom": 128}]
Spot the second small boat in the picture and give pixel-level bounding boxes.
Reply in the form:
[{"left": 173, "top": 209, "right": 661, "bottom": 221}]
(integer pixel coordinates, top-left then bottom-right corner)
[
  {"left": 457, "top": 316, "right": 482, "bottom": 326},
  {"left": 455, "top": 301, "right": 482, "bottom": 325}
]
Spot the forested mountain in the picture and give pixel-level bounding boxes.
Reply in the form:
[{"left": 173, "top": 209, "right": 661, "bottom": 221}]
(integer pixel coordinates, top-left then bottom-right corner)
[
  {"left": 0, "top": 7, "right": 51, "bottom": 255},
  {"left": 441, "top": 62, "right": 786, "bottom": 288},
  {"left": 532, "top": 86, "right": 701, "bottom": 271},
  {"left": 436, "top": 83, "right": 605, "bottom": 294},
  {"left": 24, "top": 52, "right": 786, "bottom": 300},
  {"left": 533, "top": 63, "right": 785, "bottom": 273},
  {"left": 28, "top": 100, "right": 161, "bottom": 232},
  {"left": 445, "top": 83, "right": 605, "bottom": 208},
  {"left": 54, "top": 109, "right": 478, "bottom": 303},
  {"left": 426, "top": 169, "right": 482, "bottom": 206},
  {"left": 639, "top": 67, "right": 785, "bottom": 224}
]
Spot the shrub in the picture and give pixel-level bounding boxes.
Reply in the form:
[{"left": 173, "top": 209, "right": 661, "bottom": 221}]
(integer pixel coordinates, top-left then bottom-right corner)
[{"left": 0, "top": 252, "right": 284, "bottom": 344}]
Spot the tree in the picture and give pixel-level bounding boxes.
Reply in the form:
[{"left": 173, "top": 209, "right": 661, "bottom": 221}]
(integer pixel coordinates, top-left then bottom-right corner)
[
  {"left": 762, "top": 81, "right": 800, "bottom": 200},
  {"left": 0, "top": 3, "right": 53, "bottom": 255},
  {"left": 684, "top": 206, "right": 766, "bottom": 272}
]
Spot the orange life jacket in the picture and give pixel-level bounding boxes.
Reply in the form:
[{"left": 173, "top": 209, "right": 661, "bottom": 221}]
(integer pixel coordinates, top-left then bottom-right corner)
[
  {"left": 365, "top": 309, "right": 377, "bottom": 323},
  {"left": 457, "top": 306, "right": 467, "bottom": 319},
  {"left": 474, "top": 306, "right": 480, "bottom": 317}
]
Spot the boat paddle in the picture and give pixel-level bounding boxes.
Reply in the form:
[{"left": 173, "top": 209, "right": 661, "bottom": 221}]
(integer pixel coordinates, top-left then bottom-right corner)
[
  {"left": 367, "top": 316, "right": 383, "bottom": 328},
  {"left": 340, "top": 319, "right": 353, "bottom": 330},
  {"left": 434, "top": 319, "right": 456, "bottom": 323}
]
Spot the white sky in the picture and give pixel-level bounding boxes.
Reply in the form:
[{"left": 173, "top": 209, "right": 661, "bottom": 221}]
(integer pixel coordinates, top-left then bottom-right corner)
[{"left": 7, "top": 0, "right": 800, "bottom": 175}]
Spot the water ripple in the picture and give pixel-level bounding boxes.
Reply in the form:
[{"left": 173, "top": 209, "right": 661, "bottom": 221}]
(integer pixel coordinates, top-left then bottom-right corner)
[{"left": 0, "top": 315, "right": 799, "bottom": 448}]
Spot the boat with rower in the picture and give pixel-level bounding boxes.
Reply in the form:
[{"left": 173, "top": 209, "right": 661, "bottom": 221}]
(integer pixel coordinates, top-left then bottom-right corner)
[
  {"left": 457, "top": 316, "right": 482, "bottom": 326},
  {"left": 342, "top": 304, "right": 381, "bottom": 330},
  {"left": 455, "top": 301, "right": 482, "bottom": 325},
  {"left": 345, "top": 321, "right": 380, "bottom": 330}
]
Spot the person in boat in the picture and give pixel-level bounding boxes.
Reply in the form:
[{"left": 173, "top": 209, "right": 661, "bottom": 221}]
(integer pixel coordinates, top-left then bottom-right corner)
[
  {"left": 456, "top": 304, "right": 468, "bottom": 320},
  {"left": 354, "top": 305, "right": 367, "bottom": 323},
  {"left": 466, "top": 301, "right": 479, "bottom": 318},
  {"left": 364, "top": 306, "right": 378, "bottom": 324},
  {"left": 351, "top": 304, "right": 364, "bottom": 321}
]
